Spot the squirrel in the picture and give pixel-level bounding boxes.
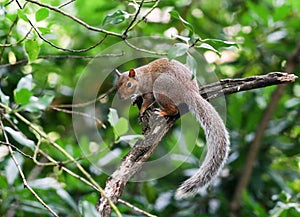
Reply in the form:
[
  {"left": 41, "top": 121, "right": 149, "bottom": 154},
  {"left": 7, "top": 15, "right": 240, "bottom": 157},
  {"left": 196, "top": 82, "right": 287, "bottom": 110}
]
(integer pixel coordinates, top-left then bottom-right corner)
[{"left": 116, "top": 58, "right": 230, "bottom": 199}]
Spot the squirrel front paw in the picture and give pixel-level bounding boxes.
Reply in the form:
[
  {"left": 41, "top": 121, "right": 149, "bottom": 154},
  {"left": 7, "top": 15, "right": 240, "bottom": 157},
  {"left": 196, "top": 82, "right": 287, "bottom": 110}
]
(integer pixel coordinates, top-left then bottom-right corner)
[{"left": 130, "top": 94, "right": 140, "bottom": 105}]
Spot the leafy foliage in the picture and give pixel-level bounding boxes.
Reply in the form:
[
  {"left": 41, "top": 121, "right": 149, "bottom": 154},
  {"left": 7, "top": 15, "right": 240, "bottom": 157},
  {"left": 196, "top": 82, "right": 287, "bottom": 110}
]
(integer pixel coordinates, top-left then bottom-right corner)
[{"left": 0, "top": 0, "right": 299, "bottom": 217}]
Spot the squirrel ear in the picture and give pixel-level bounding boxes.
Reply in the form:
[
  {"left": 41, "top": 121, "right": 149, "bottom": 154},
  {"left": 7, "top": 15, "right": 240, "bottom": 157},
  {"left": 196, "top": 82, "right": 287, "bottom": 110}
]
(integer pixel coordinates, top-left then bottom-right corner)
[
  {"left": 129, "top": 68, "right": 136, "bottom": 78},
  {"left": 115, "top": 69, "right": 122, "bottom": 77}
]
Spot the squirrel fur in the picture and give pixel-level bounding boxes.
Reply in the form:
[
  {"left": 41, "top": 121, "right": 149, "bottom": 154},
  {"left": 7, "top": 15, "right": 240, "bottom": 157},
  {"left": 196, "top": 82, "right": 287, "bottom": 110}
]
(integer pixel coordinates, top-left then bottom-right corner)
[{"left": 116, "top": 58, "right": 230, "bottom": 199}]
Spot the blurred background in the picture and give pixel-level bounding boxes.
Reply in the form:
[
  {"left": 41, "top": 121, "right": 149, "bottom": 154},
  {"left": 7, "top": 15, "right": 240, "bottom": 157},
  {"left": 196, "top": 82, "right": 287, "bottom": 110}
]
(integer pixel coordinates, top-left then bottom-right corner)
[{"left": 0, "top": 0, "right": 299, "bottom": 216}]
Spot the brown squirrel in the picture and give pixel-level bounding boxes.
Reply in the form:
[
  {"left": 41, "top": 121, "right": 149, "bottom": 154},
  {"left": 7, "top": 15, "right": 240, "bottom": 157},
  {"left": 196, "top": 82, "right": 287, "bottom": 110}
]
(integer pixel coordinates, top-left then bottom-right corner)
[{"left": 116, "top": 58, "right": 230, "bottom": 199}]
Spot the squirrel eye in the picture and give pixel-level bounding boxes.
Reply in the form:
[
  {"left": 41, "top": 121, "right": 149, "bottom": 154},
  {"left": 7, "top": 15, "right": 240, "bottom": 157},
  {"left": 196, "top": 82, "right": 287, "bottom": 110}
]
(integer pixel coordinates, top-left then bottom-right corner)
[{"left": 126, "top": 82, "right": 132, "bottom": 88}]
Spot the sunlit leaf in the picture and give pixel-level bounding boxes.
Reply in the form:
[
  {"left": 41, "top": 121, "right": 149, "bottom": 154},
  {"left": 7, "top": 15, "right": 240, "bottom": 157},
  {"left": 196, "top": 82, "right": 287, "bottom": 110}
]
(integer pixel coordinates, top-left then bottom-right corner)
[
  {"left": 37, "top": 27, "right": 51, "bottom": 34},
  {"left": 56, "top": 189, "right": 78, "bottom": 211},
  {"left": 186, "top": 54, "right": 197, "bottom": 78},
  {"left": 16, "top": 74, "right": 33, "bottom": 91},
  {"left": 8, "top": 51, "right": 16, "bottom": 64},
  {"left": 22, "top": 94, "right": 54, "bottom": 112},
  {"left": 0, "top": 88, "right": 10, "bottom": 105},
  {"left": 108, "top": 108, "right": 119, "bottom": 126},
  {"left": 28, "top": 177, "right": 62, "bottom": 190},
  {"left": 172, "top": 34, "right": 190, "bottom": 43},
  {"left": 204, "top": 39, "right": 238, "bottom": 49},
  {"left": 80, "top": 200, "right": 101, "bottom": 217},
  {"left": 114, "top": 117, "right": 128, "bottom": 138},
  {"left": 198, "top": 43, "right": 221, "bottom": 56},
  {"left": 35, "top": 8, "right": 49, "bottom": 22},
  {"left": 5, "top": 153, "right": 23, "bottom": 185},
  {"left": 4, "top": 127, "right": 35, "bottom": 149},
  {"left": 102, "top": 10, "right": 129, "bottom": 26},
  {"left": 168, "top": 43, "right": 189, "bottom": 60},
  {"left": 17, "top": 9, "right": 28, "bottom": 21},
  {"left": 169, "top": 10, "right": 194, "bottom": 34},
  {"left": 25, "top": 39, "right": 40, "bottom": 63},
  {"left": 14, "top": 88, "right": 33, "bottom": 105}
]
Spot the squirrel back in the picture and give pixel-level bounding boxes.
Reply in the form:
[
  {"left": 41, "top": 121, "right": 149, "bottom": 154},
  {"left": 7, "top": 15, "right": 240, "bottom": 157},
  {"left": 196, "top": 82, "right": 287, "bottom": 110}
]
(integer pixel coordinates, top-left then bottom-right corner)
[{"left": 116, "top": 58, "right": 230, "bottom": 199}]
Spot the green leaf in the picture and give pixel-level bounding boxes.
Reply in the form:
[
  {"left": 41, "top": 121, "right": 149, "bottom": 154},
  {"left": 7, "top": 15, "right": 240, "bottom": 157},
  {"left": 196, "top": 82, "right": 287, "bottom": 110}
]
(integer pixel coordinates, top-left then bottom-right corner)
[
  {"left": 37, "top": 27, "right": 51, "bottom": 34},
  {"left": 56, "top": 189, "right": 78, "bottom": 211},
  {"left": 172, "top": 34, "right": 190, "bottom": 43},
  {"left": 35, "top": 8, "right": 49, "bottom": 22},
  {"left": 37, "top": 94, "right": 55, "bottom": 108},
  {"left": 186, "top": 54, "right": 197, "bottom": 78},
  {"left": 198, "top": 43, "right": 221, "bottom": 56},
  {"left": 14, "top": 74, "right": 36, "bottom": 105},
  {"left": 143, "top": 182, "right": 157, "bottom": 204},
  {"left": 16, "top": 74, "right": 33, "bottom": 91},
  {"left": 114, "top": 117, "right": 128, "bottom": 138},
  {"left": 4, "top": 127, "right": 35, "bottom": 149},
  {"left": 204, "top": 39, "right": 238, "bottom": 49},
  {"left": 25, "top": 39, "right": 40, "bottom": 63},
  {"left": 5, "top": 153, "right": 24, "bottom": 185},
  {"left": 0, "top": 88, "right": 10, "bottom": 105},
  {"left": 14, "top": 88, "right": 33, "bottom": 105},
  {"left": 168, "top": 43, "right": 189, "bottom": 60},
  {"left": 17, "top": 9, "right": 28, "bottom": 21},
  {"left": 102, "top": 10, "right": 129, "bottom": 26},
  {"left": 169, "top": 10, "right": 194, "bottom": 34},
  {"left": 28, "top": 177, "right": 61, "bottom": 190},
  {"left": 108, "top": 108, "right": 119, "bottom": 126},
  {"left": 80, "top": 201, "right": 101, "bottom": 217},
  {"left": 22, "top": 94, "right": 54, "bottom": 112}
]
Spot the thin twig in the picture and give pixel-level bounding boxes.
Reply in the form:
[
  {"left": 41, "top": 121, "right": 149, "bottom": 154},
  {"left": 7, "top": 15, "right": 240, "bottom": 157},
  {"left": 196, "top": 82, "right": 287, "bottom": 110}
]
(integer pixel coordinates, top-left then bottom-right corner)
[
  {"left": 55, "top": 86, "right": 116, "bottom": 108},
  {"left": 58, "top": 0, "right": 75, "bottom": 8},
  {"left": 128, "top": 0, "right": 160, "bottom": 32},
  {"left": 27, "top": 16, "right": 108, "bottom": 53},
  {"left": 0, "top": 52, "right": 124, "bottom": 69},
  {"left": 0, "top": 141, "right": 33, "bottom": 159},
  {"left": 0, "top": 120, "right": 59, "bottom": 217},
  {"left": 123, "top": 0, "right": 145, "bottom": 37},
  {"left": 24, "top": 0, "right": 122, "bottom": 37},
  {"left": 0, "top": 102, "right": 122, "bottom": 217},
  {"left": 0, "top": 16, "right": 18, "bottom": 62},
  {"left": 124, "top": 39, "right": 166, "bottom": 55},
  {"left": 50, "top": 106, "right": 106, "bottom": 128},
  {"left": 118, "top": 199, "right": 157, "bottom": 217},
  {"left": 4, "top": 0, "right": 14, "bottom": 6},
  {"left": 0, "top": 28, "right": 32, "bottom": 48},
  {"left": 15, "top": 0, "right": 110, "bottom": 53}
]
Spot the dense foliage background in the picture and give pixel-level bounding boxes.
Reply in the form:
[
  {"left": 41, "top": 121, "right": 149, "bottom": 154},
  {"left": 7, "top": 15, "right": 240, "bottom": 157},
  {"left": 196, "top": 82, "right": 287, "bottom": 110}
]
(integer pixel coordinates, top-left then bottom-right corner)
[{"left": 0, "top": 0, "right": 299, "bottom": 216}]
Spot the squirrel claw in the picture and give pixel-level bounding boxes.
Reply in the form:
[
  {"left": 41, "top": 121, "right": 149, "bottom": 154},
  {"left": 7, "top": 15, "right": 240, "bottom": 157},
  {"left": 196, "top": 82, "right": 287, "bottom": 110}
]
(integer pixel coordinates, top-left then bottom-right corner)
[
  {"left": 153, "top": 108, "right": 163, "bottom": 116},
  {"left": 153, "top": 108, "right": 169, "bottom": 117},
  {"left": 130, "top": 94, "right": 139, "bottom": 105}
]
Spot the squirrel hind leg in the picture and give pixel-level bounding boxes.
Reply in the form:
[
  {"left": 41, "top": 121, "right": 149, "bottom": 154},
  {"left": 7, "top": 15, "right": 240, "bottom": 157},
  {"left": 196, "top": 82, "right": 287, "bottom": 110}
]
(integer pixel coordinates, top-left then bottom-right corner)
[{"left": 154, "top": 93, "right": 179, "bottom": 116}]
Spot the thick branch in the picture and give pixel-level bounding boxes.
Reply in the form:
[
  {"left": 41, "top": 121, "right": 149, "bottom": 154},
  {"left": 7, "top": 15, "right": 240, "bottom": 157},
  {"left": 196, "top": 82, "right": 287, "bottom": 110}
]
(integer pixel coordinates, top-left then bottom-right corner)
[
  {"left": 199, "top": 72, "right": 297, "bottom": 99},
  {"left": 97, "top": 72, "right": 297, "bottom": 216}
]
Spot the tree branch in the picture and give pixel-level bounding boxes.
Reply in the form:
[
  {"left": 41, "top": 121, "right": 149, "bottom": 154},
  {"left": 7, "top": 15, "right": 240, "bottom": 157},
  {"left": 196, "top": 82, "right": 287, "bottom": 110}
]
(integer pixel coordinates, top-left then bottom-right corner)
[
  {"left": 97, "top": 72, "right": 297, "bottom": 216},
  {"left": 24, "top": 0, "right": 122, "bottom": 37}
]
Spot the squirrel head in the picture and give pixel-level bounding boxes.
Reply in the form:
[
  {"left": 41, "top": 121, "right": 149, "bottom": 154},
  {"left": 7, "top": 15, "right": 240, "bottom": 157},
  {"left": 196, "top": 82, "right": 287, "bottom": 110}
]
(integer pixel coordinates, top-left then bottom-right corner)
[{"left": 116, "top": 68, "right": 138, "bottom": 100}]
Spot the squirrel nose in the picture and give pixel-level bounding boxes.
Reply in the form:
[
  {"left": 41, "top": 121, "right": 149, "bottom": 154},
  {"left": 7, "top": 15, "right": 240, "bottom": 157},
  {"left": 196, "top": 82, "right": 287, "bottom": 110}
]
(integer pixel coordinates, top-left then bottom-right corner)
[{"left": 118, "top": 92, "right": 126, "bottom": 100}]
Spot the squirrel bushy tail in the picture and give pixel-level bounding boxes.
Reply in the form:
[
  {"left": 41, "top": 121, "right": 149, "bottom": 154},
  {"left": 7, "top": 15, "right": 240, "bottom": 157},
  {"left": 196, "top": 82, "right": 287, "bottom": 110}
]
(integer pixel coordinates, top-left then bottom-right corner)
[{"left": 175, "top": 92, "right": 230, "bottom": 199}]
